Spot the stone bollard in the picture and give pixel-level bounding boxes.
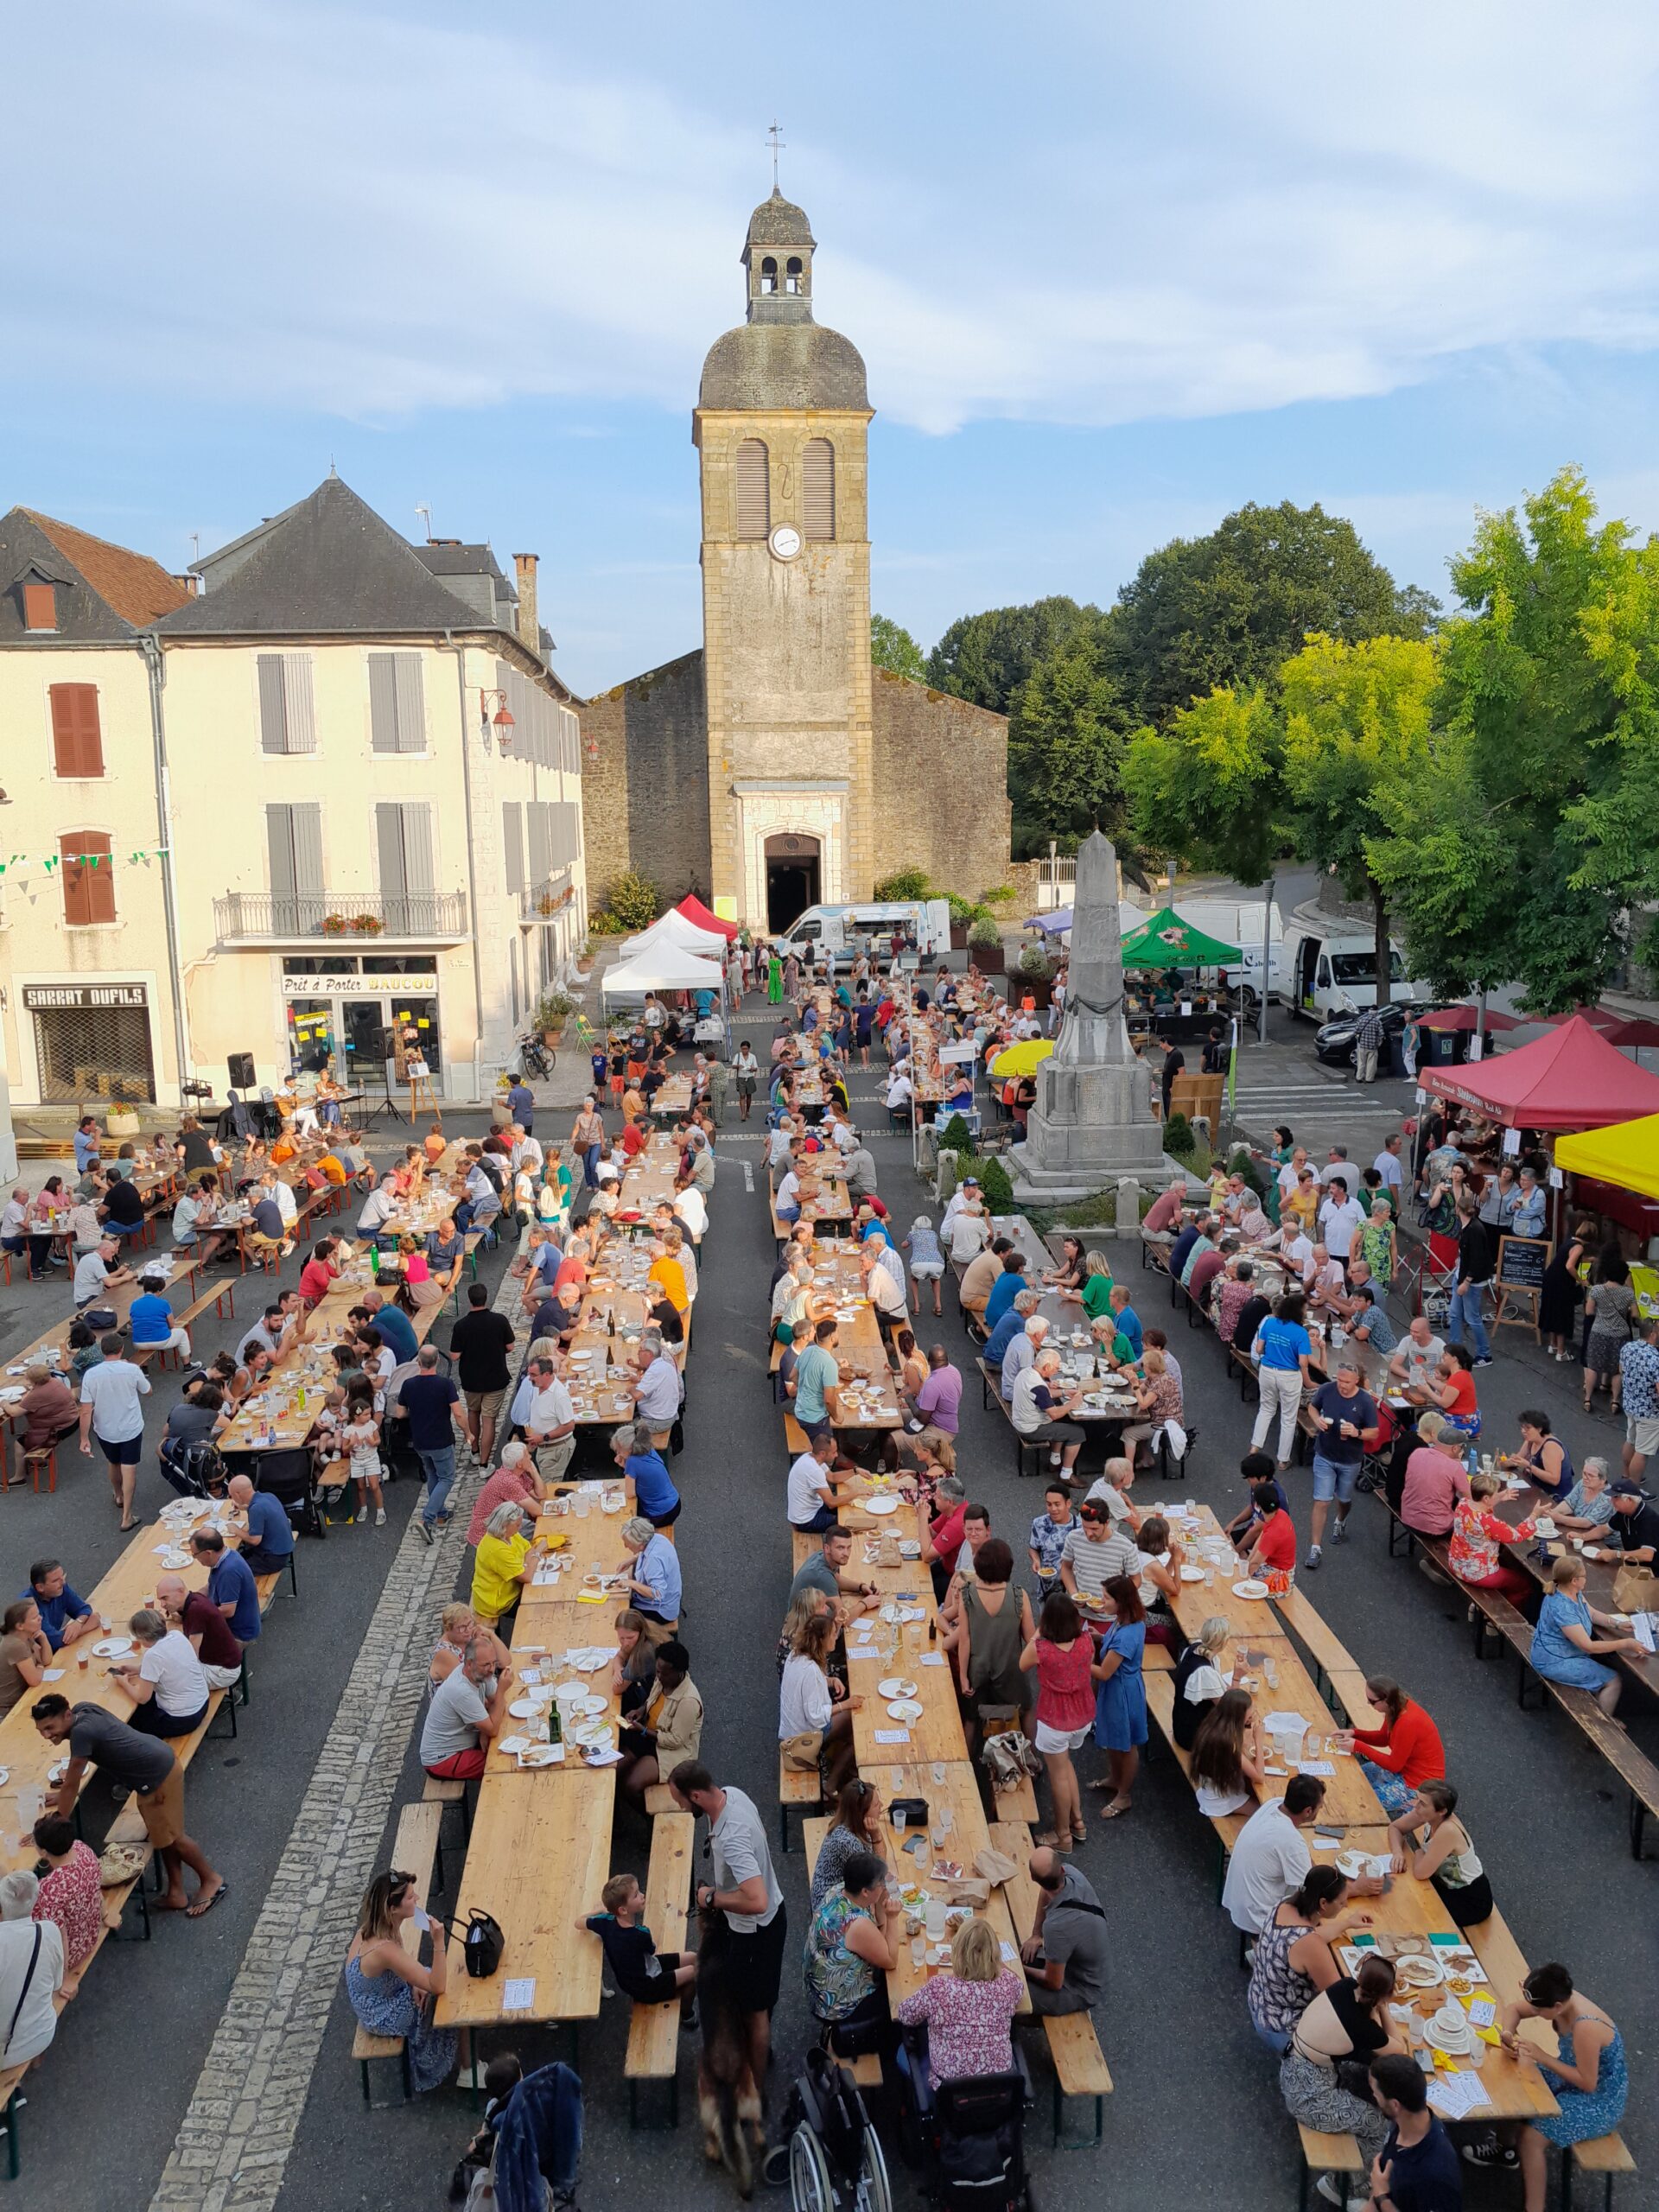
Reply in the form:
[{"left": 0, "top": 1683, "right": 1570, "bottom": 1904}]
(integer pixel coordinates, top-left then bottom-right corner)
[{"left": 1116, "top": 1175, "right": 1141, "bottom": 1240}]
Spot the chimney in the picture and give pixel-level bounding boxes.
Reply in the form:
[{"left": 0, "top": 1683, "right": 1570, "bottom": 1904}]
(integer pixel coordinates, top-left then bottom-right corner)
[
  {"left": 513, "top": 554, "right": 539, "bottom": 657},
  {"left": 172, "top": 574, "right": 201, "bottom": 597}
]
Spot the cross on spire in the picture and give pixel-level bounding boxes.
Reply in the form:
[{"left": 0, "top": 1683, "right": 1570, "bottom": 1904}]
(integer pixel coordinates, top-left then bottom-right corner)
[{"left": 767, "top": 120, "right": 785, "bottom": 192}]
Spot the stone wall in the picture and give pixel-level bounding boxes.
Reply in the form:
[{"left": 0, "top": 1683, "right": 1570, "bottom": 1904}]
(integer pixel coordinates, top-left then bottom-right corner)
[
  {"left": 577, "top": 651, "right": 713, "bottom": 910},
  {"left": 870, "top": 670, "right": 1013, "bottom": 899}
]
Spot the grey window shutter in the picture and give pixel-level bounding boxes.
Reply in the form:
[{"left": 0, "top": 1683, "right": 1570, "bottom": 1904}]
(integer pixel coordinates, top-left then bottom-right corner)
[
  {"left": 258, "top": 656, "right": 289, "bottom": 754},
  {"left": 368, "top": 654, "right": 398, "bottom": 752},
  {"left": 803, "top": 438, "right": 836, "bottom": 540},
  {"left": 377, "top": 804, "right": 408, "bottom": 931},
  {"left": 267, "top": 805, "right": 297, "bottom": 931},
  {"left": 290, "top": 803, "right": 324, "bottom": 910},
  {"left": 503, "top": 802, "right": 524, "bottom": 893},
  {"left": 394, "top": 653, "right": 425, "bottom": 751},
  {"left": 735, "top": 440, "right": 770, "bottom": 539},
  {"left": 400, "top": 804, "right": 436, "bottom": 938},
  {"left": 281, "top": 654, "right": 315, "bottom": 753},
  {"left": 526, "top": 802, "right": 551, "bottom": 887}
]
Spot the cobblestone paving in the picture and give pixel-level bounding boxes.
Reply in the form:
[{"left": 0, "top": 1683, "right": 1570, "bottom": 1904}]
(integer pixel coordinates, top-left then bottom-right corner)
[{"left": 144, "top": 1273, "right": 512, "bottom": 2212}]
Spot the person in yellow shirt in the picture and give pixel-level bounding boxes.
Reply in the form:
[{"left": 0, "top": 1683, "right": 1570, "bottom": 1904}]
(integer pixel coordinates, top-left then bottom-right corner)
[
  {"left": 470, "top": 1500, "right": 547, "bottom": 1631},
  {"left": 647, "top": 1238, "right": 690, "bottom": 1318}
]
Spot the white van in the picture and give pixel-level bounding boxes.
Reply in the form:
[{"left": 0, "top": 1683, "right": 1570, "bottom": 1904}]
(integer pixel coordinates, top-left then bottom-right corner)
[
  {"left": 1114, "top": 896, "right": 1284, "bottom": 1007},
  {"left": 778, "top": 900, "right": 950, "bottom": 972},
  {"left": 1281, "top": 920, "right": 1428, "bottom": 1021}
]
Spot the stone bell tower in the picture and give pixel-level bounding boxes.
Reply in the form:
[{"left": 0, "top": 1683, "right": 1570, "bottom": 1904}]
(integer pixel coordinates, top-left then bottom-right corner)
[{"left": 694, "top": 190, "right": 877, "bottom": 932}]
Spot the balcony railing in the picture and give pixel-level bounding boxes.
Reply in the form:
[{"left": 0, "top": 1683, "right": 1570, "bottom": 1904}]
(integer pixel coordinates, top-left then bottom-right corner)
[
  {"left": 213, "top": 890, "right": 469, "bottom": 942},
  {"left": 518, "top": 872, "right": 578, "bottom": 925}
]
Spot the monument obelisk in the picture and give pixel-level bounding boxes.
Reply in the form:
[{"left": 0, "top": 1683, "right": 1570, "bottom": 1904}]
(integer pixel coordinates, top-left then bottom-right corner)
[{"left": 1011, "top": 828, "right": 1170, "bottom": 1198}]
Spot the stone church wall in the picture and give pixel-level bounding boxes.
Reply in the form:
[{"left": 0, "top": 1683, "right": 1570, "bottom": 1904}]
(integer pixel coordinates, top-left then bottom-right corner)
[
  {"left": 578, "top": 652, "right": 713, "bottom": 910},
  {"left": 870, "top": 670, "right": 1014, "bottom": 898}
]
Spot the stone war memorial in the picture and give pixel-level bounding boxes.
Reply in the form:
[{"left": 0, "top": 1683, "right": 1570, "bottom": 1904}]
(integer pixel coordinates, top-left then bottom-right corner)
[
  {"left": 1012, "top": 827, "right": 1172, "bottom": 1202},
  {"left": 580, "top": 189, "right": 1013, "bottom": 934}
]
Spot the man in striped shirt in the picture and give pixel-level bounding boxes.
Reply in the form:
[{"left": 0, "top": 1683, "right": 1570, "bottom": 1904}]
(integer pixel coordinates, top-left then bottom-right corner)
[{"left": 1058, "top": 1499, "right": 1140, "bottom": 1601}]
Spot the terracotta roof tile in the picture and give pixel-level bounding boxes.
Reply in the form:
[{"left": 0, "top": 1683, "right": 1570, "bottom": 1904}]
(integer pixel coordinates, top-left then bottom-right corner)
[{"left": 22, "top": 510, "right": 189, "bottom": 626}]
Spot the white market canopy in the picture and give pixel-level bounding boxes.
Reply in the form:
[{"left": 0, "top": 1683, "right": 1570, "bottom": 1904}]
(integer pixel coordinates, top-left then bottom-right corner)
[
  {"left": 620, "top": 911, "right": 728, "bottom": 958},
  {"left": 600, "top": 948, "right": 728, "bottom": 997}
]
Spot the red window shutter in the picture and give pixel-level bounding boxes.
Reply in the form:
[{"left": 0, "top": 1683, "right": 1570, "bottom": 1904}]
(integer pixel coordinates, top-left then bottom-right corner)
[
  {"left": 49, "top": 684, "right": 104, "bottom": 776},
  {"left": 22, "top": 582, "right": 57, "bottom": 631},
  {"left": 60, "top": 832, "right": 114, "bottom": 925}
]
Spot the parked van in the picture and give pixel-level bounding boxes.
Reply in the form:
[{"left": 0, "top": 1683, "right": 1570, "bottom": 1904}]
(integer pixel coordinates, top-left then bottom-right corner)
[
  {"left": 777, "top": 900, "right": 951, "bottom": 971},
  {"left": 1281, "top": 919, "right": 1429, "bottom": 1021},
  {"left": 1114, "top": 897, "right": 1284, "bottom": 1007}
]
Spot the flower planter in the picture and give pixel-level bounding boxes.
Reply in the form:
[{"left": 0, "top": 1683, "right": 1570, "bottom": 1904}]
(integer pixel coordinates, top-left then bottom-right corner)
[{"left": 105, "top": 1107, "right": 141, "bottom": 1138}]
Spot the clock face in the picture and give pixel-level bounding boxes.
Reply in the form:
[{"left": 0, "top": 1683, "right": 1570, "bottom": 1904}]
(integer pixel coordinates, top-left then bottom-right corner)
[{"left": 769, "top": 524, "right": 803, "bottom": 562}]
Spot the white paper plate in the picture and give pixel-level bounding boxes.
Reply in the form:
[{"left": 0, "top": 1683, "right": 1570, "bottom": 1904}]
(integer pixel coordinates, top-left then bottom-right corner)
[
  {"left": 553, "top": 1679, "right": 588, "bottom": 1699},
  {"left": 1395, "top": 1955, "right": 1445, "bottom": 1989},
  {"left": 570, "top": 1719, "right": 612, "bottom": 1747},
  {"left": 887, "top": 1698, "right": 925, "bottom": 1722},
  {"left": 1179, "top": 1566, "right": 1206, "bottom": 1583},
  {"left": 0, "top": 1768, "right": 9, "bottom": 1787},
  {"left": 1335, "top": 1851, "right": 1370, "bottom": 1879},
  {"left": 92, "top": 1638, "right": 133, "bottom": 1659},
  {"left": 47, "top": 1759, "right": 68, "bottom": 1784},
  {"left": 877, "top": 1677, "right": 918, "bottom": 1700},
  {"left": 862, "top": 1495, "right": 899, "bottom": 1516},
  {"left": 574, "top": 1694, "right": 608, "bottom": 1717},
  {"left": 508, "top": 1696, "right": 550, "bottom": 1719},
  {"left": 1423, "top": 2019, "right": 1471, "bottom": 2055},
  {"left": 519, "top": 1744, "right": 563, "bottom": 1768},
  {"left": 1232, "top": 1580, "right": 1270, "bottom": 1600}
]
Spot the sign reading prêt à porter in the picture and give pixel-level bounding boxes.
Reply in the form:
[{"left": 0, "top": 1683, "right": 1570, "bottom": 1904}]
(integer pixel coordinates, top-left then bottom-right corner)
[
  {"left": 22, "top": 982, "right": 148, "bottom": 1010},
  {"left": 280, "top": 974, "right": 437, "bottom": 999}
]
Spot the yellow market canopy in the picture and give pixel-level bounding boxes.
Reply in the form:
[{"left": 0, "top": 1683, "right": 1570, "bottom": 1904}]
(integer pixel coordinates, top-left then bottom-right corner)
[{"left": 1556, "top": 1114, "right": 1659, "bottom": 1203}]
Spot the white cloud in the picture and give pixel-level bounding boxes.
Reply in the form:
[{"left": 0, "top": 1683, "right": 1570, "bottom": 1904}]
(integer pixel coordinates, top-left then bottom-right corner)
[{"left": 7, "top": 0, "right": 1659, "bottom": 441}]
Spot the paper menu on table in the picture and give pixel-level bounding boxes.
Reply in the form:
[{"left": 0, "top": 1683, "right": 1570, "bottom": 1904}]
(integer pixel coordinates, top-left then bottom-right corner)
[
  {"left": 1425, "top": 2069, "right": 1488, "bottom": 2120},
  {"left": 920, "top": 1653, "right": 948, "bottom": 1667},
  {"left": 1467, "top": 1998, "right": 1497, "bottom": 2028},
  {"left": 1295, "top": 1761, "right": 1336, "bottom": 1777},
  {"left": 874, "top": 1729, "right": 912, "bottom": 1745},
  {"left": 502, "top": 1978, "right": 537, "bottom": 2012}
]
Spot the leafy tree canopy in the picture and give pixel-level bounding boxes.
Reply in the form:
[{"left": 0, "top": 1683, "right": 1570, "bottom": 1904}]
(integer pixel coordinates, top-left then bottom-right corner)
[
  {"left": 1109, "top": 499, "right": 1437, "bottom": 728},
  {"left": 870, "top": 613, "right": 926, "bottom": 683},
  {"left": 925, "top": 596, "right": 1109, "bottom": 714},
  {"left": 1007, "top": 632, "right": 1134, "bottom": 855}
]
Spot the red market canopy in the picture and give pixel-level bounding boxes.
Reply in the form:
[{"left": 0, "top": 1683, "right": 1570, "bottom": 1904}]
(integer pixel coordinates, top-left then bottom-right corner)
[
  {"left": 1421, "top": 1013, "right": 1659, "bottom": 1131},
  {"left": 675, "top": 893, "right": 739, "bottom": 941},
  {"left": 1417, "top": 1006, "right": 1523, "bottom": 1034},
  {"left": 1541, "top": 1002, "right": 1659, "bottom": 1050}
]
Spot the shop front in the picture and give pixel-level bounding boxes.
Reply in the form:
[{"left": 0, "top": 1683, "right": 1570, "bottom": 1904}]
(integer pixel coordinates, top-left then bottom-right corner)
[
  {"left": 23, "top": 980, "right": 157, "bottom": 1107},
  {"left": 281, "top": 960, "right": 445, "bottom": 1097}
]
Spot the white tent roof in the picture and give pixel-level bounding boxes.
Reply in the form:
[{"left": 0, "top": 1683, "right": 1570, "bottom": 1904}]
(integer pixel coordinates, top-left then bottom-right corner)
[
  {"left": 620, "top": 911, "right": 727, "bottom": 958},
  {"left": 601, "top": 949, "right": 727, "bottom": 996}
]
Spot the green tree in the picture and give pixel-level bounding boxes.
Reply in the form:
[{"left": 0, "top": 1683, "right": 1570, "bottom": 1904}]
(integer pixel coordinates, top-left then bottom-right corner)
[
  {"left": 925, "top": 596, "right": 1109, "bottom": 713},
  {"left": 1279, "top": 632, "right": 1440, "bottom": 1003},
  {"left": 1369, "top": 467, "right": 1659, "bottom": 1008},
  {"left": 1007, "top": 633, "right": 1133, "bottom": 855},
  {"left": 1122, "top": 685, "right": 1287, "bottom": 887},
  {"left": 871, "top": 613, "right": 926, "bottom": 683},
  {"left": 1109, "top": 500, "right": 1437, "bottom": 728}
]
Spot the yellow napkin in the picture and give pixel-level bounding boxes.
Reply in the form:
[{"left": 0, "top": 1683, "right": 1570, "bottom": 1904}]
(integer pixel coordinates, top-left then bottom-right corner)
[
  {"left": 1475, "top": 2025, "right": 1501, "bottom": 2046},
  {"left": 575, "top": 1589, "right": 609, "bottom": 1605}
]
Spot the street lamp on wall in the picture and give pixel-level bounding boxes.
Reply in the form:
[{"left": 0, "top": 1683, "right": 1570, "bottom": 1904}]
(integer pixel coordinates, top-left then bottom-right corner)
[{"left": 479, "top": 689, "right": 516, "bottom": 756}]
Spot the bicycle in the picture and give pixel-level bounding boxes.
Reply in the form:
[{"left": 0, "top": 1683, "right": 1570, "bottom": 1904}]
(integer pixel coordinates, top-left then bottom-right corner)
[{"left": 516, "top": 1031, "right": 555, "bottom": 1079}]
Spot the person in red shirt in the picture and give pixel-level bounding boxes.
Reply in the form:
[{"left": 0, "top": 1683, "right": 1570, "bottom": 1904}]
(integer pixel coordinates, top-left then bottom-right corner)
[
  {"left": 553, "top": 1234, "right": 591, "bottom": 1300},
  {"left": 620, "top": 1116, "right": 650, "bottom": 1160},
  {"left": 1245, "top": 1480, "right": 1298, "bottom": 1580},
  {"left": 1334, "top": 1677, "right": 1445, "bottom": 1817},
  {"left": 923, "top": 1478, "right": 969, "bottom": 1603},
  {"left": 1426, "top": 1347, "right": 1480, "bottom": 1439},
  {"left": 1143, "top": 1179, "right": 1192, "bottom": 1248},
  {"left": 297, "top": 1237, "right": 341, "bottom": 1307}
]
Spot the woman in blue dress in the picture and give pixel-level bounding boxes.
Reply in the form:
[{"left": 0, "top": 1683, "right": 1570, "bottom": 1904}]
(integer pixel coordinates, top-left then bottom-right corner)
[
  {"left": 344, "top": 1868, "right": 461, "bottom": 2094},
  {"left": 1087, "top": 1575, "right": 1147, "bottom": 1826},
  {"left": 1529, "top": 1556, "right": 1648, "bottom": 1718},
  {"left": 1463, "top": 1962, "right": 1627, "bottom": 2208}
]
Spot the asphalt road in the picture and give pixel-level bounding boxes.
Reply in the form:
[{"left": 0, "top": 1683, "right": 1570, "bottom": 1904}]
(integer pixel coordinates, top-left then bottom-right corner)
[{"left": 2, "top": 1007, "right": 1652, "bottom": 2212}]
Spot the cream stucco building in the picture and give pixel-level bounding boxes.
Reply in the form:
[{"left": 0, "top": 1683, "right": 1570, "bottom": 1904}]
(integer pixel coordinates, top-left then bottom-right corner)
[{"left": 0, "top": 486, "right": 586, "bottom": 1113}]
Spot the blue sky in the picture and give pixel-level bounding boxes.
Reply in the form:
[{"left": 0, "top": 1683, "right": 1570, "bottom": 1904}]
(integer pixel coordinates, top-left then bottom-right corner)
[{"left": 10, "top": 1, "right": 1659, "bottom": 694}]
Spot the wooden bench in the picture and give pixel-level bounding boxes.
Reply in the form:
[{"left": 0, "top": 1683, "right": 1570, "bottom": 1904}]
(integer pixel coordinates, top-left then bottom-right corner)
[
  {"left": 1295, "top": 2125, "right": 1363, "bottom": 2210},
  {"left": 353, "top": 1799, "right": 444, "bottom": 2105},
  {"left": 977, "top": 1712, "right": 1039, "bottom": 1826},
  {"left": 976, "top": 1362, "right": 1047, "bottom": 1479},
  {"left": 784, "top": 1412, "right": 812, "bottom": 1459},
  {"left": 1272, "top": 1586, "right": 1358, "bottom": 1699},
  {"left": 644, "top": 1783, "right": 677, "bottom": 1818},
  {"left": 1143, "top": 1672, "right": 1253, "bottom": 1897},
  {"left": 779, "top": 1748, "right": 823, "bottom": 1853},
  {"left": 625, "top": 1809, "right": 694, "bottom": 2126},
  {"left": 792, "top": 1530, "right": 817, "bottom": 1577},
  {"left": 988, "top": 1821, "right": 1111, "bottom": 2146},
  {"left": 800, "top": 1817, "right": 884, "bottom": 2096}
]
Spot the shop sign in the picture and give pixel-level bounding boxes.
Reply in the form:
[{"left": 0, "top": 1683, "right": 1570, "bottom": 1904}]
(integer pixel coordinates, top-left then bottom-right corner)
[
  {"left": 22, "top": 982, "right": 149, "bottom": 1010},
  {"left": 281, "top": 973, "right": 436, "bottom": 998}
]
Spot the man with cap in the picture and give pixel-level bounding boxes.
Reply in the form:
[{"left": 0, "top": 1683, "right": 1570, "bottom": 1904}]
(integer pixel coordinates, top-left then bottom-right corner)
[{"left": 1604, "top": 1481, "right": 1659, "bottom": 1564}]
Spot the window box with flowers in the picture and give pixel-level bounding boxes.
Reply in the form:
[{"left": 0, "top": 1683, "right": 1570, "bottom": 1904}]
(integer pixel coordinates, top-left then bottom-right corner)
[
  {"left": 350, "top": 914, "right": 386, "bottom": 935},
  {"left": 321, "top": 914, "right": 352, "bottom": 936}
]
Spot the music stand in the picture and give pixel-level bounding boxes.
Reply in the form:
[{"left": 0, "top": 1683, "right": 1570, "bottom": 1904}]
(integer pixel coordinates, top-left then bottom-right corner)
[{"left": 358, "top": 1052, "right": 406, "bottom": 1131}]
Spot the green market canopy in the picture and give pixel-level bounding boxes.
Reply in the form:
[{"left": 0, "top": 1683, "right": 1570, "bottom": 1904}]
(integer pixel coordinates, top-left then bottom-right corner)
[{"left": 1119, "top": 906, "right": 1243, "bottom": 970}]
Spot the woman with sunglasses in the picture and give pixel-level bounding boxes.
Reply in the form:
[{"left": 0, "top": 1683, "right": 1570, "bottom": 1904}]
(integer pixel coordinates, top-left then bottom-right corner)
[{"left": 344, "top": 1868, "right": 464, "bottom": 2093}]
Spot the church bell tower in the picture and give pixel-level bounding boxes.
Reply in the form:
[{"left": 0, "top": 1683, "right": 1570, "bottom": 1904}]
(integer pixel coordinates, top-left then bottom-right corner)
[{"left": 694, "top": 190, "right": 876, "bottom": 932}]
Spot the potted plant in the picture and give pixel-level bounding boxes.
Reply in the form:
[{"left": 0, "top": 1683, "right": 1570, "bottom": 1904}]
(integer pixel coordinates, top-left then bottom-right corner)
[
  {"left": 534, "top": 990, "right": 577, "bottom": 1046},
  {"left": 105, "top": 1102, "right": 142, "bottom": 1138},
  {"left": 351, "top": 913, "right": 385, "bottom": 936},
  {"left": 321, "top": 913, "right": 350, "bottom": 936},
  {"left": 946, "top": 893, "right": 975, "bottom": 953},
  {"left": 1015, "top": 940, "right": 1055, "bottom": 1007},
  {"left": 575, "top": 937, "right": 594, "bottom": 973},
  {"left": 968, "top": 913, "right": 1004, "bottom": 973}
]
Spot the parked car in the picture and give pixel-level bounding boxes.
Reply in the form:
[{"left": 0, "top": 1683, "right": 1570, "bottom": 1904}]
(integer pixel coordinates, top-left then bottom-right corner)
[{"left": 1313, "top": 999, "right": 1430, "bottom": 1070}]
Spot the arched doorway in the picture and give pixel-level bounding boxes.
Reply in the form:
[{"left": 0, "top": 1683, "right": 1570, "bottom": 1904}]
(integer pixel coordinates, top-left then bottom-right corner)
[{"left": 765, "top": 833, "right": 821, "bottom": 932}]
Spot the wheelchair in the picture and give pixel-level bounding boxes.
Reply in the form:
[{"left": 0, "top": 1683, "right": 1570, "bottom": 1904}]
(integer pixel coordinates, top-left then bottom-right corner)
[
  {"left": 766, "top": 2045, "right": 893, "bottom": 2212},
  {"left": 897, "top": 2030, "right": 1035, "bottom": 2212}
]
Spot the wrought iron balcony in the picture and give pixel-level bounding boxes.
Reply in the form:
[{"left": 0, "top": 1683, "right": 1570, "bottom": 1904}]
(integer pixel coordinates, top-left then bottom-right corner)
[
  {"left": 518, "top": 872, "right": 578, "bottom": 924},
  {"left": 213, "top": 890, "right": 469, "bottom": 944}
]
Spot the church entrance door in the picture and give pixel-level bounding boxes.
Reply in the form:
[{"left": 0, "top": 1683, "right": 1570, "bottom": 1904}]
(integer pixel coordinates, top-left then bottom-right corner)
[{"left": 765, "top": 833, "right": 821, "bottom": 933}]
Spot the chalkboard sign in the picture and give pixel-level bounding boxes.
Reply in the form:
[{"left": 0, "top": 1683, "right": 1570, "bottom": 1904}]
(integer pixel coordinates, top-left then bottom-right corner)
[{"left": 1494, "top": 1233, "right": 1552, "bottom": 1333}]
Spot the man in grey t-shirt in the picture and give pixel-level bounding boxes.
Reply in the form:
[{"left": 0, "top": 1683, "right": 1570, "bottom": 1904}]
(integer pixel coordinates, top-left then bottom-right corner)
[
  {"left": 419, "top": 1641, "right": 512, "bottom": 1780},
  {"left": 1022, "top": 1848, "right": 1106, "bottom": 2016},
  {"left": 672, "top": 1763, "right": 788, "bottom": 2085}
]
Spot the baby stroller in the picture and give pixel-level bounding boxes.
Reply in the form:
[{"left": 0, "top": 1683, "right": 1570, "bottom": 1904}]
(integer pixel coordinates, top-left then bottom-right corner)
[
  {"left": 766, "top": 2046, "right": 892, "bottom": 2212},
  {"left": 898, "top": 2030, "right": 1035, "bottom": 2212}
]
